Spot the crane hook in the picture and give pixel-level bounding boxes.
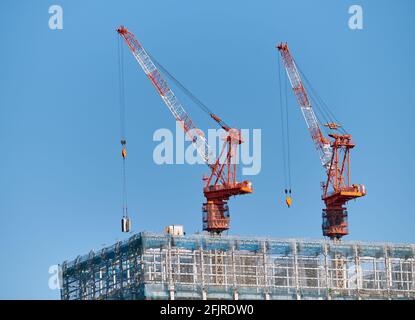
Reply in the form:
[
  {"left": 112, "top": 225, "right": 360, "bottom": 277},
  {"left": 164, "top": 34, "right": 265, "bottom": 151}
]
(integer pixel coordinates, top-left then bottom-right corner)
[
  {"left": 284, "top": 189, "right": 292, "bottom": 208},
  {"left": 285, "top": 196, "right": 292, "bottom": 208}
]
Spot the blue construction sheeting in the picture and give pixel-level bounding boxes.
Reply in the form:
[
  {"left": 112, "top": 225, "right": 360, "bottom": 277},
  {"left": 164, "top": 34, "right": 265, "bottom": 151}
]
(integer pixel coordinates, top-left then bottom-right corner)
[{"left": 61, "top": 232, "right": 415, "bottom": 300}]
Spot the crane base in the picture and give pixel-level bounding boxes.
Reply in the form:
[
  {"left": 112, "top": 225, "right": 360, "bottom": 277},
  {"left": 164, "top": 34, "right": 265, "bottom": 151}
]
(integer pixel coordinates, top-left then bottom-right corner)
[
  {"left": 322, "top": 208, "right": 348, "bottom": 240},
  {"left": 202, "top": 200, "right": 230, "bottom": 234}
]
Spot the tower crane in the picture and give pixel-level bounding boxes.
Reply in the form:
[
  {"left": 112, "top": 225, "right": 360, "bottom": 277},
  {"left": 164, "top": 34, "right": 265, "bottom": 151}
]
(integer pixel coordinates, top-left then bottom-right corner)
[
  {"left": 277, "top": 43, "right": 366, "bottom": 240},
  {"left": 117, "top": 26, "right": 252, "bottom": 234}
]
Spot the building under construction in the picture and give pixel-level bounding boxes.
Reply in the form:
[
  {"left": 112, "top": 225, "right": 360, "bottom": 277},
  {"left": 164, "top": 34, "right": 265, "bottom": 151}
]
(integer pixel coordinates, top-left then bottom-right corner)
[
  {"left": 60, "top": 231, "right": 415, "bottom": 300},
  {"left": 59, "top": 28, "right": 413, "bottom": 301}
]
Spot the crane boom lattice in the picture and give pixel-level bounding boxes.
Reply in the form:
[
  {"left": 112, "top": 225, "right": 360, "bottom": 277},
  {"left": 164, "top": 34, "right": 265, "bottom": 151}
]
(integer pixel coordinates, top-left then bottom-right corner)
[
  {"left": 118, "top": 26, "right": 252, "bottom": 234},
  {"left": 277, "top": 43, "right": 332, "bottom": 170},
  {"left": 277, "top": 42, "right": 366, "bottom": 240},
  {"left": 117, "top": 26, "right": 215, "bottom": 166}
]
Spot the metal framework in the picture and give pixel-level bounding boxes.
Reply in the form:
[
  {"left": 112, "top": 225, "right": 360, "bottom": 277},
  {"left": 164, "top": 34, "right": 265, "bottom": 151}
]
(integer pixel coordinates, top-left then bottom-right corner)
[
  {"left": 61, "top": 232, "right": 415, "bottom": 300},
  {"left": 117, "top": 26, "right": 252, "bottom": 234},
  {"left": 277, "top": 43, "right": 366, "bottom": 239}
]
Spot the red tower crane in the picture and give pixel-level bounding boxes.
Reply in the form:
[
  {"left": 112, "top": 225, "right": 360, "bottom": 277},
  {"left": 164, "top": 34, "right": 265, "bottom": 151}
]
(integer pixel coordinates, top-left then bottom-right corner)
[
  {"left": 117, "top": 26, "right": 252, "bottom": 234},
  {"left": 277, "top": 43, "right": 366, "bottom": 240}
]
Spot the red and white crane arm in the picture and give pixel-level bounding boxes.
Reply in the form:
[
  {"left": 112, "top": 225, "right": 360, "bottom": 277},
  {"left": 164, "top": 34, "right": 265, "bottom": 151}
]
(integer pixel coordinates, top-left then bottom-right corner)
[
  {"left": 277, "top": 43, "right": 332, "bottom": 170},
  {"left": 117, "top": 26, "right": 216, "bottom": 166}
]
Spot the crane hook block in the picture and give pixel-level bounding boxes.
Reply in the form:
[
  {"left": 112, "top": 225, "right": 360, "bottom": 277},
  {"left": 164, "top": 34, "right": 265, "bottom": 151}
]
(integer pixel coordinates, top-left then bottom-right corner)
[
  {"left": 121, "top": 216, "right": 130, "bottom": 233},
  {"left": 285, "top": 196, "right": 292, "bottom": 208},
  {"left": 121, "top": 148, "right": 127, "bottom": 159}
]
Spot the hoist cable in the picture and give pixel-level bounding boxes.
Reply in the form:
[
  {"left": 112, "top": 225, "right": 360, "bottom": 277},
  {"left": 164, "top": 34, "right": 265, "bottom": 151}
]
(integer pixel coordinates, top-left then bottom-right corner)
[
  {"left": 149, "top": 53, "right": 232, "bottom": 130},
  {"left": 118, "top": 35, "right": 128, "bottom": 218},
  {"left": 295, "top": 61, "right": 348, "bottom": 134},
  {"left": 118, "top": 37, "right": 126, "bottom": 140},
  {"left": 277, "top": 56, "right": 288, "bottom": 191},
  {"left": 295, "top": 61, "right": 335, "bottom": 124},
  {"left": 284, "top": 70, "right": 292, "bottom": 192},
  {"left": 122, "top": 157, "right": 128, "bottom": 217}
]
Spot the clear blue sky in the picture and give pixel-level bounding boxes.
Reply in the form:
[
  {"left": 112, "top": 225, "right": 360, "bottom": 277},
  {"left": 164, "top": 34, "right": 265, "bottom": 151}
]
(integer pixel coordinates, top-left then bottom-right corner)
[{"left": 1, "top": 0, "right": 414, "bottom": 299}]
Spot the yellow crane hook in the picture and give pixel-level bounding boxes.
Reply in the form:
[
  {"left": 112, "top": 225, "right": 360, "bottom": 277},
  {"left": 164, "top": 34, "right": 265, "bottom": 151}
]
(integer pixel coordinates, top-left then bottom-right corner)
[
  {"left": 284, "top": 189, "right": 292, "bottom": 208},
  {"left": 121, "top": 139, "right": 127, "bottom": 158},
  {"left": 285, "top": 196, "right": 292, "bottom": 208}
]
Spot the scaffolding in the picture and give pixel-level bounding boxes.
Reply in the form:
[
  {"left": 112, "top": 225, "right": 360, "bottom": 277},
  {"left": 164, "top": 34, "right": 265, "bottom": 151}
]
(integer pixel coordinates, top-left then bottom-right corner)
[{"left": 60, "top": 232, "right": 415, "bottom": 300}]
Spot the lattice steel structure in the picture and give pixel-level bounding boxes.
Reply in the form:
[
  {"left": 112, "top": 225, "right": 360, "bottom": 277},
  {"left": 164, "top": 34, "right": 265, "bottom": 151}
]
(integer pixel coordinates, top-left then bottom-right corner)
[{"left": 60, "top": 232, "right": 415, "bottom": 300}]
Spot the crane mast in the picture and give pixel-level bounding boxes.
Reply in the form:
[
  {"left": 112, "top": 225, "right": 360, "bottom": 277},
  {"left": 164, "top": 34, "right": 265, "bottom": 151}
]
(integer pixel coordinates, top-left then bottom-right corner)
[
  {"left": 277, "top": 43, "right": 366, "bottom": 240},
  {"left": 117, "top": 26, "right": 252, "bottom": 234}
]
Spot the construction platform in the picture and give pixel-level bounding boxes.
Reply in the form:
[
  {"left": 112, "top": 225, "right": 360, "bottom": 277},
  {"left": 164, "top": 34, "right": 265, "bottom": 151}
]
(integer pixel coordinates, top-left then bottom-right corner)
[{"left": 60, "top": 232, "right": 415, "bottom": 300}]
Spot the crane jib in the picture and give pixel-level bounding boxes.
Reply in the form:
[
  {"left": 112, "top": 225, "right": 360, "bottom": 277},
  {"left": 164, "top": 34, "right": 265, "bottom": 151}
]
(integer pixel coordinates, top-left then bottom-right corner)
[
  {"left": 278, "top": 44, "right": 333, "bottom": 168},
  {"left": 118, "top": 27, "right": 215, "bottom": 166},
  {"left": 147, "top": 73, "right": 166, "bottom": 96},
  {"left": 277, "top": 42, "right": 366, "bottom": 240}
]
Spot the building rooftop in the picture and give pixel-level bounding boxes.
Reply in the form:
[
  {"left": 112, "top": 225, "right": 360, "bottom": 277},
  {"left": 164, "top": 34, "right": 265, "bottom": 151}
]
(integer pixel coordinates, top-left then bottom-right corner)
[{"left": 61, "top": 232, "right": 415, "bottom": 300}]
